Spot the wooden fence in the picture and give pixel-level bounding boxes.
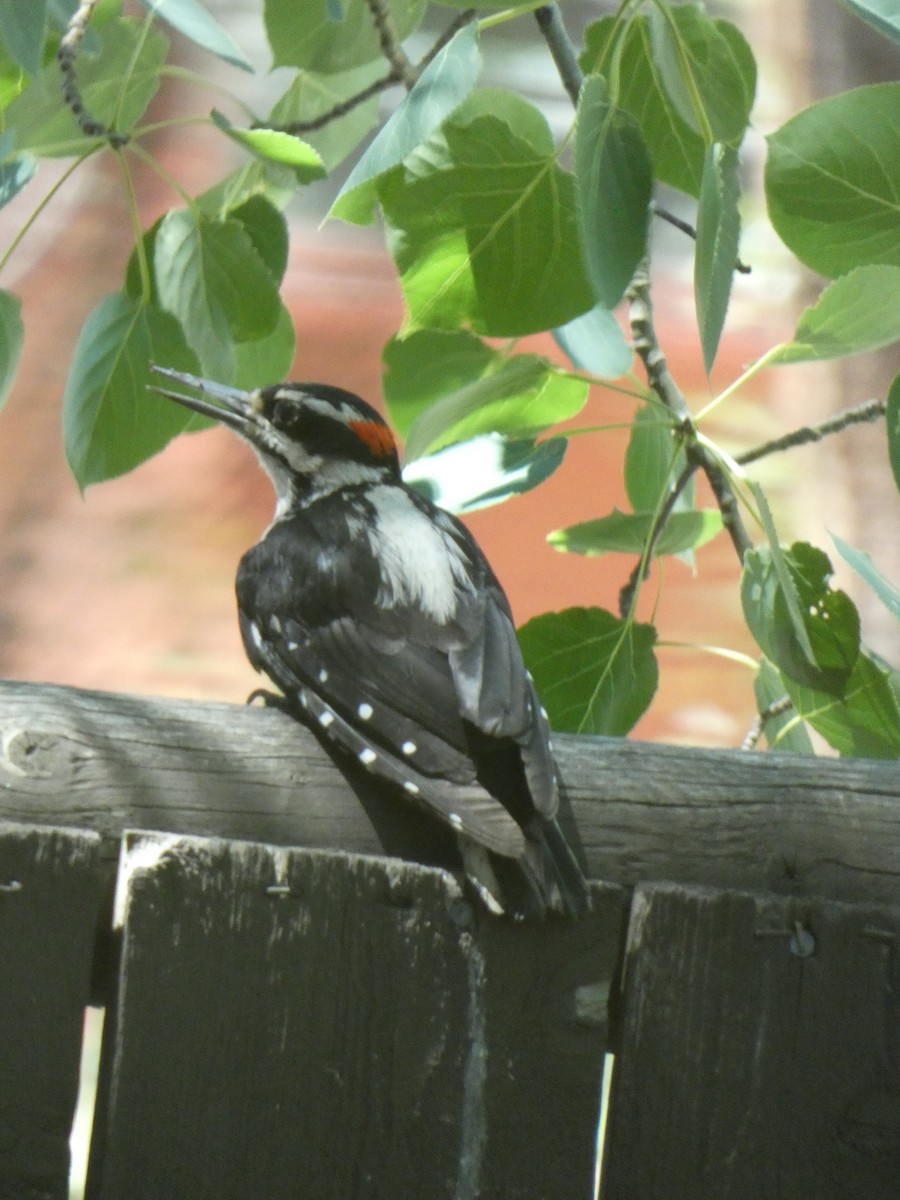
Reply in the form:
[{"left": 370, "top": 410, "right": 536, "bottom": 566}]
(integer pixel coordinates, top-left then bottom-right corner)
[{"left": 1, "top": 679, "right": 898, "bottom": 1199}]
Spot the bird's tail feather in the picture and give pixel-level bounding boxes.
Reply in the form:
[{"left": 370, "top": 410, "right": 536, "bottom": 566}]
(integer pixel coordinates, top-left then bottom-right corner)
[{"left": 461, "top": 818, "right": 591, "bottom": 918}]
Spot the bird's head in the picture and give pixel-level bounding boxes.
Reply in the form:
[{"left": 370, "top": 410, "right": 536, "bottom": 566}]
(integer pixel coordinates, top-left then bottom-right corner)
[{"left": 151, "top": 367, "right": 401, "bottom": 511}]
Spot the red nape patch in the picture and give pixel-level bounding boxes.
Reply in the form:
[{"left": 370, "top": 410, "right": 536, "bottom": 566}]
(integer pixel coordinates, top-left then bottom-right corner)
[{"left": 350, "top": 419, "right": 397, "bottom": 458}]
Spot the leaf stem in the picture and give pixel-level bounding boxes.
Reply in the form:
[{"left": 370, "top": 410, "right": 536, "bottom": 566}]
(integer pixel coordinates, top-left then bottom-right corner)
[
  {"left": 116, "top": 149, "right": 151, "bottom": 302},
  {"left": 693, "top": 345, "right": 781, "bottom": 422},
  {"left": 125, "top": 140, "right": 194, "bottom": 208},
  {"left": 479, "top": 2, "right": 548, "bottom": 33},
  {"left": 157, "top": 65, "right": 259, "bottom": 122},
  {"left": 0, "top": 149, "right": 100, "bottom": 278}
]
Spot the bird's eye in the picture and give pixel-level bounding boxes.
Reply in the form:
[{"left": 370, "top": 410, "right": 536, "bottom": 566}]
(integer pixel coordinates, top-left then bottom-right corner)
[{"left": 263, "top": 392, "right": 300, "bottom": 431}]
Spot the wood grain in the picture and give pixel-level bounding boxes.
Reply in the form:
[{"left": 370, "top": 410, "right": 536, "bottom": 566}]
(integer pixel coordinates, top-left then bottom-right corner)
[
  {"left": 601, "top": 883, "right": 900, "bottom": 1200},
  {"left": 2, "top": 680, "right": 898, "bottom": 905},
  {"left": 86, "top": 833, "right": 617, "bottom": 1200},
  {"left": 0, "top": 823, "right": 103, "bottom": 1200}
]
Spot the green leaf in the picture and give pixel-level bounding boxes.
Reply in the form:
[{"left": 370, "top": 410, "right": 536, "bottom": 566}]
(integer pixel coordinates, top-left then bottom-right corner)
[
  {"left": 382, "top": 109, "right": 594, "bottom": 336},
  {"left": 780, "top": 653, "right": 900, "bottom": 758},
  {"left": 153, "top": 210, "right": 281, "bottom": 379},
  {"left": 549, "top": 509, "right": 722, "bottom": 557},
  {"left": 837, "top": 0, "right": 900, "bottom": 43},
  {"left": 0, "top": 153, "right": 36, "bottom": 209},
  {"left": 831, "top": 533, "right": 900, "bottom": 621},
  {"left": 517, "top": 607, "right": 658, "bottom": 736},
  {"left": 0, "top": 0, "right": 47, "bottom": 74},
  {"left": 552, "top": 304, "right": 632, "bottom": 378},
  {"left": 139, "top": 0, "right": 253, "bottom": 71},
  {"left": 268, "top": 61, "right": 383, "bottom": 171},
  {"left": 265, "top": 0, "right": 425, "bottom": 73},
  {"left": 751, "top": 483, "right": 817, "bottom": 665},
  {"left": 624, "top": 405, "right": 678, "bottom": 515},
  {"left": 0, "top": 41, "right": 27, "bottom": 108},
  {"left": 6, "top": 18, "right": 168, "bottom": 155},
  {"left": 695, "top": 143, "right": 741, "bottom": 374},
  {"left": 886, "top": 373, "right": 900, "bottom": 496},
  {"left": 227, "top": 194, "right": 289, "bottom": 284},
  {"left": 580, "top": 16, "right": 705, "bottom": 197},
  {"left": 402, "top": 356, "right": 587, "bottom": 461},
  {"left": 63, "top": 293, "right": 202, "bottom": 488},
  {"left": 766, "top": 84, "right": 900, "bottom": 276},
  {"left": 232, "top": 302, "right": 296, "bottom": 391},
  {"left": 753, "top": 658, "right": 815, "bottom": 754},
  {"left": 124, "top": 215, "right": 162, "bottom": 304},
  {"left": 330, "top": 22, "right": 481, "bottom": 224},
  {"left": 742, "top": 541, "right": 861, "bottom": 695},
  {"left": 769, "top": 266, "right": 900, "bottom": 365},
  {"left": 0, "top": 289, "right": 24, "bottom": 412},
  {"left": 383, "top": 328, "right": 495, "bottom": 438},
  {"left": 194, "top": 160, "right": 297, "bottom": 218},
  {"left": 402, "top": 434, "right": 566, "bottom": 513},
  {"left": 210, "top": 111, "right": 326, "bottom": 182},
  {"left": 575, "top": 75, "right": 652, "bottom": 309},
  {"left": 646, "top": 6, "right": 756, "bottom": 145}
]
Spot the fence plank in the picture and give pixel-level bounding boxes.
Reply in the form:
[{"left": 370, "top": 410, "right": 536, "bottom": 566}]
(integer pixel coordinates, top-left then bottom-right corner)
[
  {"left": 601, "top": 883, "right": 900, "bottom": 1200},
  {"left": 0, "top": 822, "right": 103, "bottom": 1200},
  {"left": 87, "top": 833, "right": 617, "bottom": 1200},
  {"left": 2, "top": 680, "right": 900, "bottom": 909}
]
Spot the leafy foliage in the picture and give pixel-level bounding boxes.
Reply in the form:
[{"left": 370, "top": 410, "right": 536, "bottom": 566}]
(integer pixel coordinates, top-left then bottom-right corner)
[{"left": 0, "top": 0, "right": 898, "bottom": 757}]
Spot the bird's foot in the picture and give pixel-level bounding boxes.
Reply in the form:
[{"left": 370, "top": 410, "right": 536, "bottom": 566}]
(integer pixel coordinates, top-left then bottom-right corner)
[{"left": 246, "top": 688, "right": 289, "bottom": 711}]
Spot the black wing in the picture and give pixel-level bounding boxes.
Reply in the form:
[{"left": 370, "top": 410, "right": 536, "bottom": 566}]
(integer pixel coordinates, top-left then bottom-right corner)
[{"left": 236, "top": 484, "right": 588, "bottom": 914}]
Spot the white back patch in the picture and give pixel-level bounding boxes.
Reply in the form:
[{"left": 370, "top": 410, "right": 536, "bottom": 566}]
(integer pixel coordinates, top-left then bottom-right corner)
[{"left": 367, "top": 486, "right": 472, "bottom": 622}]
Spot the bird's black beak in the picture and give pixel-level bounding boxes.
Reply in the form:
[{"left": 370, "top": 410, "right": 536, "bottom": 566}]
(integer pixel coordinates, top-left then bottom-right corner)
[{"left": 149, "top": 365, "right": 256, "bottom": 434}]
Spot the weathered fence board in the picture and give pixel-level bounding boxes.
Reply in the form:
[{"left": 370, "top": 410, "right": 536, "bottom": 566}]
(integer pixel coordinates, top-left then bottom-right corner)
[
  {"left": 86, "top": 833, "right": 618, "bottom": 1200},
  {"left": 0, "top": 823, "right": 102, "bottom": 1200},
  {"left": 601, "top": 883, "right": 900, "bottom": 1200},
  {"left": 2, "top": 682, "right": 900, "bottom": 1198},
  {"left": 2, "top": 681, "right": 899, "bottom": 909}
]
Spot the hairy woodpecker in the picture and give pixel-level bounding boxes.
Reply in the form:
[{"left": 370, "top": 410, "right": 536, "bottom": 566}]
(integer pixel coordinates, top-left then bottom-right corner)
[{"left": 152, "top": 366, "right": 590, "bottom": 918}]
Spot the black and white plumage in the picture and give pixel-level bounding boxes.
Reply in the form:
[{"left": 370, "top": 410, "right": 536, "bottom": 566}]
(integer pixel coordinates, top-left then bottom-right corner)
[{"left": 152, "top": 366, "right": 590, "bottom": 917}]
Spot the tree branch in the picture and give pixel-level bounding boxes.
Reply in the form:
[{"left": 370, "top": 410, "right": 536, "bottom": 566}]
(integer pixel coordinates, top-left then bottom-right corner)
[
  {"left": 365, "top": 0, "right": 417, "bottom": 88},
  {"left": 741, "top": 695, "right": 794, "bottom": 751},
  {"left": 628, "top": 264, "right": 753, "bottom": 563},
  {"left": 534, "top": 6, "right": 584, "bottom": 106},
  {"left": 58, "top": 0, "right": 129, "bottom": 146},
  {"left": 651, "top": 203, "right": 751, "bottom": 273},
  {"left": 276, "top": 8, "right": 477, "bottom": 137},
  {"left": 737, "top": 398, "right": 887, "bottom": 466},
  {"left": 618, "top": 459, "right": 695, "bottom": 617}
]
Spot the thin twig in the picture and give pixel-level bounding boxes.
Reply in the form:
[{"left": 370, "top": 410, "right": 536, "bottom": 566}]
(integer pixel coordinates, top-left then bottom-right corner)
[
  {"left": 420, "top": 8, "right": 477, "bottom": 70},
  {"left": 58, "top": 0, "right": 129, "bottom": 146},
  {"left": 737, "top": 398, "right": 887, "bottom": 466},
  {"left": 742, "top": 695, "right": 794, "bottom": 751},
  {"left": 366, "top": 0, "right": 417, "bottom": 89},
  {"left": 653, "top": 203, "right": 751, "bottom": 274},
  {"left": 276, "top": 8, "right": 477, "bottom": 137},
  {"left": 279, "top": 72, "right": 400, "bottom": 136},
  {"left": 627, "top": 263, "right": 693, "bottom": 424},
  {"left": 534, "top": 6, "right": 583, "bottom": 106},
  {"left": 628, "top": 264, "right": 754, "bottom": 563},
  {"left": 618, "top": 459, "right": 696, "bottom": 617},
  {"left": 688, "top": 440, "right": 752, "bottom": 559}
]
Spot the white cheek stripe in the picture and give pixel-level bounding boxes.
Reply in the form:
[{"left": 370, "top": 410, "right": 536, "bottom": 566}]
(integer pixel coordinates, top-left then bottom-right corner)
[{"left": 367, "top": 486, "right": 471, "bottom": 622}]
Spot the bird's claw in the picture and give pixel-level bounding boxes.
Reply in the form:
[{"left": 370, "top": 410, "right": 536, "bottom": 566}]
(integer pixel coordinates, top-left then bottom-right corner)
[{"left": 246, "top": 688, "right": 289, "bottom": 711}]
